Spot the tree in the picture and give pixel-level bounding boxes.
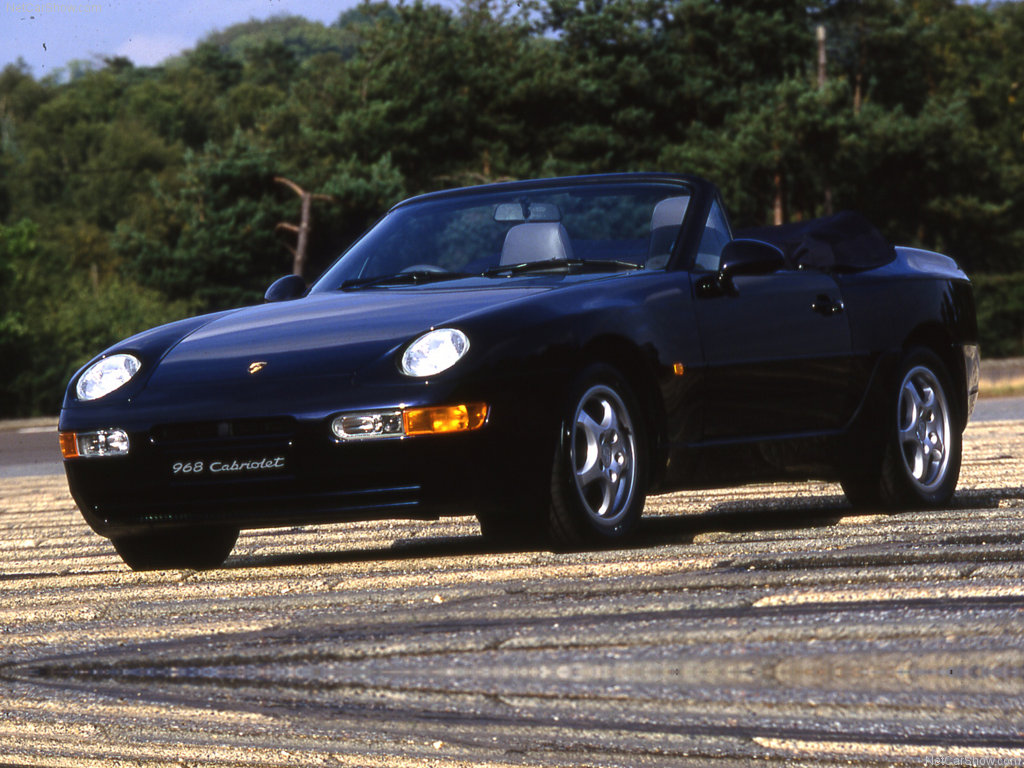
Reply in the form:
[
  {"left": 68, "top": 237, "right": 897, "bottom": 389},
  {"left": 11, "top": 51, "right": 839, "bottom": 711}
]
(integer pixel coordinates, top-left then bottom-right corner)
[
  {"left": 2, "top": 0, "right": 1024, "bottom": 417},
  {"left": 117, "top": 134, "right": 292, "bottom": 311},
  {"left": 0, "top": 220, "right": 34, "bottom": 411}
]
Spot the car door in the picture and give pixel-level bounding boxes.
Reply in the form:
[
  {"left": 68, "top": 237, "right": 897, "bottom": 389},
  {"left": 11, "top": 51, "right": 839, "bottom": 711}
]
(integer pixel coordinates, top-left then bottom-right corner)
[{"left": 690, "top": 204, "right": 854, "bottom": 440}]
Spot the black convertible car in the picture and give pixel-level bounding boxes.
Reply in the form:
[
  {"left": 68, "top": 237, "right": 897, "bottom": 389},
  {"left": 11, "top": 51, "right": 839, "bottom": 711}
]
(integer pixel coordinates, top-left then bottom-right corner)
[{"left": 59, "top": 173, "right": 979, "bottom": 570}]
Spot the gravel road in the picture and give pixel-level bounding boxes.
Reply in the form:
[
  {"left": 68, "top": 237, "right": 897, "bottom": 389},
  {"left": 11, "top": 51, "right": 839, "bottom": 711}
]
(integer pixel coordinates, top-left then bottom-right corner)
[{"left": 1, "top": 417, "right": 1022, "bottom": 767}]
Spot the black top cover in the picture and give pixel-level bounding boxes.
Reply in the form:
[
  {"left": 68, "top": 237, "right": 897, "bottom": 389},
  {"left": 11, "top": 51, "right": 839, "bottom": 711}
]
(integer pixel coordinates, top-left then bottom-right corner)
[{"left": 737, "top": 210, "right": 895, "bottom": 272}]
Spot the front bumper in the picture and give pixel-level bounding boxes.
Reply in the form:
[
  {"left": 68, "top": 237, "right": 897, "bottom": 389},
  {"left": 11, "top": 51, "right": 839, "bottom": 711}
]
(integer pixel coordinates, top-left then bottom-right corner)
[{"left": 61, "top": 381, "right": 561, "bottom": 538}]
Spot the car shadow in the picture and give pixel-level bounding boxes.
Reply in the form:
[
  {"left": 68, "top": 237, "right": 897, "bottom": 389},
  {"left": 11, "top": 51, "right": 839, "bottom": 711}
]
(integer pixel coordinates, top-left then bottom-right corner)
[
  {"left": 225, "top": 532, "right": 500, "bottom": 571},
  {"left": 221, "top": 486, "right": 1024, "bottom": 572},
  {"left": 633, "top": 498, "right": 853, "bottom": 548},
  {"left": 950, "top": 486, "right": 1023, "bottom": 510}
]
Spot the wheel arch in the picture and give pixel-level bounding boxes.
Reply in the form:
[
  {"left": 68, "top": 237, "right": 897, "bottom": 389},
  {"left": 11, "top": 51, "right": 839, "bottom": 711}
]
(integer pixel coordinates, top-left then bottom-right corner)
[
  {"left": 901, "top": 322, "right": 968, "bottom": 431},
  {"left": 575, "top": 334, "right": 668, "bottom": 488}
]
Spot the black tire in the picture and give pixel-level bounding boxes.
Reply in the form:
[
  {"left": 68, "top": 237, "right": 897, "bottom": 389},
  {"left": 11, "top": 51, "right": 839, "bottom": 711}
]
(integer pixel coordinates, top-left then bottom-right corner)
[
  {"left": 548, "top": 364, "right": 648, "bottom": 547},
  {"left": 111, "top": 526, "right": 238, "bottom": 571},
  {"left": 841, "top": 347, "right": 961, "bottom": 510}
]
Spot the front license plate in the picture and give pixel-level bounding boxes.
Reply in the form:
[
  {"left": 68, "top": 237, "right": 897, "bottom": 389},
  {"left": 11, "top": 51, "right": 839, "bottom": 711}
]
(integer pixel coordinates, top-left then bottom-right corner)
[{"left": 170, "top": 455, "right": 288, "bottom": 480}]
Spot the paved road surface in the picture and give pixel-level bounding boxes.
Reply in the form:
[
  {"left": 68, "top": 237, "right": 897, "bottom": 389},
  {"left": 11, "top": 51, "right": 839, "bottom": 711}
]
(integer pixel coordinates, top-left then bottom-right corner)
[
  {"left": 0, "top": 421, "right": 61, "bottom": 478},
  {"left": 973, "top": 395, "right": 1023, "bottom": 422},
  {"left": 1, "top": 417, "right": 1022, "bottom": 766}
]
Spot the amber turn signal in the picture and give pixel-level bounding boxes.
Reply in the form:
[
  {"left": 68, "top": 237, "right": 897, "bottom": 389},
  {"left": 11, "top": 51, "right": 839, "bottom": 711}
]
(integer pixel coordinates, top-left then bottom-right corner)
[
  {"left": 59, "top": 431, "right": 79, "bottom": 459},
  {"left": 403, "top": 403, "right": 489, "bottom": 436}
]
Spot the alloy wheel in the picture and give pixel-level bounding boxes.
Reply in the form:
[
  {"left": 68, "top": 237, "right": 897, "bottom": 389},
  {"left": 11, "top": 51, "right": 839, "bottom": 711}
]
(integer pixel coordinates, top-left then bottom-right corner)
[
  {"left": 897, "top": 364, "right": 952, "bottom": 493},
  {"left": 569, "top": 384, "right": 638, "bottom": 526}
]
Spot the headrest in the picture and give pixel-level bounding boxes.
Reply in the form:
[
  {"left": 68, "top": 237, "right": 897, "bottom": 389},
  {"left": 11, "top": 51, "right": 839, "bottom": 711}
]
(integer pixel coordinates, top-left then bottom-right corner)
[
  {"left": 650, "top": 196, "right": 689, "bottom": 230},
  {"left": 648, "top": 196, "right": 690, "bottom": 266},
  {"left": 500, "top": 222, "right": 574, "bottom": 265}
]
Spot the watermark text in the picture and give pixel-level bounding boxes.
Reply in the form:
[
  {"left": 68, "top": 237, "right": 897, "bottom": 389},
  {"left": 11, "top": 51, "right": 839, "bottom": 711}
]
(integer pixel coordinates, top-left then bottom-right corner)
[{"left": 5, "top": 3, "right": 101, "bottom": 13}]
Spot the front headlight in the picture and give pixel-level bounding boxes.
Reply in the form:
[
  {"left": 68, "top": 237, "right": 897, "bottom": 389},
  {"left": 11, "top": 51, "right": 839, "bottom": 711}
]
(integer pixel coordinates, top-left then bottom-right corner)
[
  {"left": 75, "top": 353, "right": 142, "bottom": 401},
  {"left": 400, "top": 328, "right": 470, "bottom": 377}
]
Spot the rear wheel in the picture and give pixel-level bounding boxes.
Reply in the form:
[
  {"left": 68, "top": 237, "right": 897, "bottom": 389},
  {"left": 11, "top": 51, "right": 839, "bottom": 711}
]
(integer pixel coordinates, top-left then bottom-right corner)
[
  {"left": 548, "top": 365, "right": 647, "bottom": 547},
  {"left": 111, "top": 526, "right": 238, "bottom": 571},
  {"left": 841, "top": 348, "right": 961, "bottom": 509}
]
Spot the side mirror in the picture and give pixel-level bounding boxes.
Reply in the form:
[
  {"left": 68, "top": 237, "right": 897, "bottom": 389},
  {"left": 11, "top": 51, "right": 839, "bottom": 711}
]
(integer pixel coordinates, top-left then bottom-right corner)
[
  {"left": 719, "top": 239, "right": 786, "bottom": 282},
  {"left": 264, "top": 274, "right": 306, "bottom": 303}
]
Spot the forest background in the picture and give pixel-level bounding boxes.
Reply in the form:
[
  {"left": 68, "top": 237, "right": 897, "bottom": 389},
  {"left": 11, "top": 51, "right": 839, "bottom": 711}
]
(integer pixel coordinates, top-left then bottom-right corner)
[{"left": 1, "top": 0, "right": 1022, "bottom": 417}]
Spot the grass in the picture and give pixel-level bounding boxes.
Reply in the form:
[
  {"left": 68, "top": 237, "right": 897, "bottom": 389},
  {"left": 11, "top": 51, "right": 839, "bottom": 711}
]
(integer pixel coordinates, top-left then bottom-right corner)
[
  {"left": 981, "top": 382, "right": 1024, "bottom": 398},
  {"left": 980, "top": 369, "right": 1024, "bottom": 398}
]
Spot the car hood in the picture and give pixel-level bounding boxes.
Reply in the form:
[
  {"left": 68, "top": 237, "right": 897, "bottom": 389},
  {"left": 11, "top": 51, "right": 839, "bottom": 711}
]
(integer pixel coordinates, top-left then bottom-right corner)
[{"left": 136, "top": 285, "right": 553, "bottom": 410}]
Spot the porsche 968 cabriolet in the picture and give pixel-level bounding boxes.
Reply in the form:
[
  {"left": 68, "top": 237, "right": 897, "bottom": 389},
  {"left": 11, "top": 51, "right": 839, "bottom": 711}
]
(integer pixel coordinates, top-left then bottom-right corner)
[{"left": 59, "top": 174, "right": 980, "bottom": 570}]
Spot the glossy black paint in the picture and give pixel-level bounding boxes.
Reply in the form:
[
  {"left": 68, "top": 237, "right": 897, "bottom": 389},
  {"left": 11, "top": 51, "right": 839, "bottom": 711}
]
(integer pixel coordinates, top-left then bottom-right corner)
[
  {"left": 59, "top": 174, "right": 978, "bottom": 540},
  {"left": 264, "top": 274, "right": 306, "bottom": 302},
  {"left": 717, "top": 238, "right": 788, "bottom": 284}
]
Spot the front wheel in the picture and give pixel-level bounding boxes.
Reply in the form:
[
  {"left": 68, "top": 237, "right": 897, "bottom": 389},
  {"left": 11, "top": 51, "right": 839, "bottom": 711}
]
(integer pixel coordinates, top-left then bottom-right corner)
[
  {"left": 548, "top": 365, "right": 648, "bottom": 547},
  {"left": 842, "top": 348, "right": 961, "bottom": 509},
  {"left": 111, "top": 526, "right": 239, "bottom": 571}
]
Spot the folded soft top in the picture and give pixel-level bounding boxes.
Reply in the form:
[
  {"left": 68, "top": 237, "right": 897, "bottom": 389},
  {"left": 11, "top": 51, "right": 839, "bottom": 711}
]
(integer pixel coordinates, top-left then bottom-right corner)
[{"left": 737, "top": 210, "right": 895, "bottom": 272}]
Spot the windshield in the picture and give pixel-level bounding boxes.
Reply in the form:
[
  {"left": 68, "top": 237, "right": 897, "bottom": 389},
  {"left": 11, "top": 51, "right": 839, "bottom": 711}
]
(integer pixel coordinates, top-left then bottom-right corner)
[{"left": 311, "top": 181, "right": 692, "bottom": 291}]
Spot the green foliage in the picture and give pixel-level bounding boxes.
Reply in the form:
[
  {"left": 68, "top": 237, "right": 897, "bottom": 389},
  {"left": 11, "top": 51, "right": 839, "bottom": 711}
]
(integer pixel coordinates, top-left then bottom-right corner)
[
  {"left": 2, "top": 0, "right": 1024, "bottom": 416},
  {"left": 0, "top": 220, "right": 191, "bottom": 416},
  {"left": 0, "top": 219, "right": 34, "bottom": 363},
  {"left": 974, "top": 273, "right": 1024, "bottom": 359},
  {"left": 116, "top": 135, "right": 292, "bottom": 311},
  {"left": 201, "top": 14, "right": 369, "bottom": 63},
  {"left": 11, "top": 273, "right": 192, "bottom": 417}
]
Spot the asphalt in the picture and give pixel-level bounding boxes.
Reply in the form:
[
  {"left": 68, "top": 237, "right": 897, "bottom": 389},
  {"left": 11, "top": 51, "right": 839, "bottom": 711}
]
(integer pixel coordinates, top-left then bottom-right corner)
[
  {"left": 1, "top": 417, "right": 1022, "bottom": 766},
  {"left": 0, "top": 421, "right": 61, "bottom": 478}
]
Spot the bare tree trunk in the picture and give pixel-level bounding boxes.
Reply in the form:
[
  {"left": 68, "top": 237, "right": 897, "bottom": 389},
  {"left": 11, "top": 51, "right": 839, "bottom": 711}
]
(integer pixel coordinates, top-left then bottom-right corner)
[
  {"left": 773, "top": 170, "right": 784, "bottom": 226},
  {"left": 275, "top": 177, "right": 333, "bottom": 281},
  {"left": 816, "top": 24, "right": 827, "bottom": 89},
  {"left": 294, "top": 192, "right": 312, "bottom": 279},
  {"left": 817, "top": 24, "right": 834, "bottom": 217}
]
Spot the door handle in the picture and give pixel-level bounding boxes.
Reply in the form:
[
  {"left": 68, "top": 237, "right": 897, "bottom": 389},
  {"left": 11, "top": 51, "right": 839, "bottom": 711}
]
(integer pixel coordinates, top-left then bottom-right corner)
[{"left": 812, "top": 295, "right": 845, "bottom": 316}]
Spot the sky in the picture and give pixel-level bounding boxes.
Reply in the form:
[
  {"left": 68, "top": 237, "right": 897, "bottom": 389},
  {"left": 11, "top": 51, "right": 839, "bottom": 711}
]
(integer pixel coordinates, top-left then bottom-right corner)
[{"left": 1, "top": 0, "right": 364, "bottom": 78}]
